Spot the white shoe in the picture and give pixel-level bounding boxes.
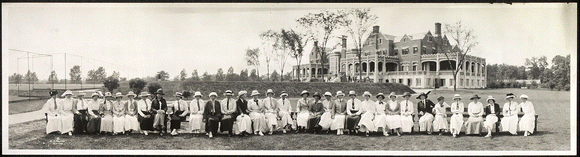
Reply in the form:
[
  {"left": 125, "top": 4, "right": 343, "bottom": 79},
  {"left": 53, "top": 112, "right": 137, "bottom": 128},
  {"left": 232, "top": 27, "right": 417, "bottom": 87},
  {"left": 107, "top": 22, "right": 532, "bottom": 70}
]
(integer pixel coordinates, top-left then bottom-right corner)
[
  {"left": 143, "top": 131, "right": 149, "bottom": 136},
  {"left": 259, "top": 132, "right": 264, "bottom": 136},
  {"left": 485, "top": 134, "right": 491, "bottom": 138},
  {"left": 283, "top": 130, "right": 287, "bottom": 134},
  {"left": 68, "top": 132, "right": 72, "bottom": 136}
]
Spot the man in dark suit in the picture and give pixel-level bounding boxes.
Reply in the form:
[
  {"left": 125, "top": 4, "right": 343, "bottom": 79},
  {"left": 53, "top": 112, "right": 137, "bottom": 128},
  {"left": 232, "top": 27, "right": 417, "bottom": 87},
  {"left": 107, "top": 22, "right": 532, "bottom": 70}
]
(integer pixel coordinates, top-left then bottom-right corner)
[
  {"left": 417, "top": 92, "right": 435, "bottom": 134},
  {"left": 203, "top": 92, "right": 222, "bottom": 138},
  {"left": 151, "top": 89, "right": 168, "bottom": 136}
]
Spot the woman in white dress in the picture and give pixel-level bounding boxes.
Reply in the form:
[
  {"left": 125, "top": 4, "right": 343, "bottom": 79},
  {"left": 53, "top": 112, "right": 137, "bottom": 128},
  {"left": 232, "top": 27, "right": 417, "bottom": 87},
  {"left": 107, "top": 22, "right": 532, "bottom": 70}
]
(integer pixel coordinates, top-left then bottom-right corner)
[
  {"left": 248, "top": 90, "right": 267, "bottom": 136},
  {"left": 399, "top": 92, "right": 414, "bottom": 133},
  {"left": 189, "top": 91, "right": 205, "bottom": 136},
  {"left": 262, "top": 89, "right": 278, "bottom": 135},
  {"left": 112, "top": 92, "right": 126, "bottom": 135},
  {"left": 296, "top": 90, "right": 311, "bottom": 133},
  {"left": 277, "top": 91, "right": 293, "bottom": 134},
  {"left": 59, "top": 90, "right": 75, "bottom": 136},
  {"left": 235, "top": 90, "right": 253, "bottom": 136},
  {"left": 358, "top": 91, "right": 376, "bottom": 136},
  {"left": 124, "top": 91, "right": 141, "bottom": 134},
  {"left": 483, "top": 95, "right": 500, "bottom": 138},
  {"left": 87, "top": 92, "right": 102, "bottom": 134},
  {"left": 43, "top": 90, "right": 61, "bottom": 134},
  {"left": 432, "top": 96, "right": 449, "bottom": 135},
  {"left": 137, "top": 92, "right": 153, "bottom": 135},
  {"left": 100, "top": 92, "right": 114, "bottom": 134},
  {"left": 331, "top": 91, "right": 347, "bottom": 135},
  {"left": 373, "top": 93, "right": 388, "bottom": 136},
  {"left": 518, "top": 94, "right": 536, "bottom": 137},
  {"left": 345, "top": 91, "right": 363, "bottom": 135},
  {"left": 318, "top": 92, "right": 335, "bottom": 133},
  {"left": 465, "top": 94, "right": 484, "bottom": 135},
  {"left": 501, "top": 93, "right": 519, "bottom": 135},
  {"left": 385, "top": 92, "right": 402, "bottom": 136},
  {"left": 449, "top": 94, "right": 464, "bottom": 138}
]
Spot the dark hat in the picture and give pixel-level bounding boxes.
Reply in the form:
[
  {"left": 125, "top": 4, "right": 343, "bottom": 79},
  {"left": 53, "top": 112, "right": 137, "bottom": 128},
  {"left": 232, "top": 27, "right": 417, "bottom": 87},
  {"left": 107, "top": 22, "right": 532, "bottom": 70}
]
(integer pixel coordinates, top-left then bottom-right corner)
[
  {"left": 437, "top": 96, "right": 445, "bottom": 101},
  {"left": 505, "top": 93, "right": 515, "bottom": 99},
  {"left": 155, "top": 89, "right": 165, "bottom": 95},
  {"left": 470, "top": 94, "right": 481, "bottom": 100},
  {"left": 312, "top": 92, "right": 321, "bottom": 98},
  {"left": 376, "top": 93, "right": 385, "bottom": 99},
  {"left": 402, "top": 92, "right": 411, "bottom": 97},
  {"left": 416, "top": 92, "right": 428, "bottom": 99},
  {"left": 49, "top": 90, "right": 58, "bottom": 96}
]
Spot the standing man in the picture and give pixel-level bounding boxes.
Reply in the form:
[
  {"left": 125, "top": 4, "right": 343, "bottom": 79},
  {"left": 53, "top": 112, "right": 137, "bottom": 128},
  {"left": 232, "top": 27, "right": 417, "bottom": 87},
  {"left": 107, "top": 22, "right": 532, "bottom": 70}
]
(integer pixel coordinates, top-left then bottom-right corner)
[
  {"left": 235, "top": 90, "right": 253, "bottom": 136},
  {"left": 277, "top": 91, "right": 293, "bottom": 134},
  {"left": 73, "top": 91, "right": 89, "bottom": 134},
  {"left": 262, "top": 89, "right": 279, "bottom": 135},
  {"left": 151, "top": 89, "right": 168, "bottom": 136},
  {"left": 417, "top": 92, "right": 435, "bottom": 134},
  {"left": 203, "top": 92, "right": 222, "bottom": 138},
  {"left": 137, "top": 92, "right": 153, "bottom": 135},
  {"left": 220, "top": 90, "right": 237, "bottom": 136}
]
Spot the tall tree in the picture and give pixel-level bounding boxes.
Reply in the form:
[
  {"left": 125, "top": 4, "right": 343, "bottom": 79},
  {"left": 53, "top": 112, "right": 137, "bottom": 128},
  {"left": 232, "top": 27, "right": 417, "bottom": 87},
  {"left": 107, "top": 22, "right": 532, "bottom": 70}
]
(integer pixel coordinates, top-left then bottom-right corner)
[
  {"left": 260, "top": 30, "right": 280, "bottom": 82},
  {"left": 239, "top": 69, "right": 249, "bottom": 81},
  {"left": 69, "top": 65, "right": 82, "bottom": 84},
  {"left": 551, "top": 54, "right": 570, "bottom": 90},
  {"left": 249, "top": 69, "right": 259, "bottom": 81},
  {"left": 156, "top": 71, "right": 169, "bottom": 81},
  {"left": 297, "top": 10, "right": 347, "bottom": 82},
  {"left": 270, "top": 70, "right": 280, "bottom": 82},
  {"left": 190, "top": 69, "right": 200, "bottom": 81},
  {"left": 24, "top": 70, "right": 39, "bottom": 84},
  {"left": 201, "top": 71, "right": 212, "bottom": 82},
  {"left": 10, "top": 73, "right": 24, "bottom": 84},
  {"left": 48, "top": 71, "right": 58, "bottom": 84},
  {"left": 129, "top": 78, "right": 147, "bottom": 94},
  {"left": 525, "top": 56, "right": 548, "bottom": 81},
  {"left": 441, "top": 21, "right": 479, "bottom": 91},
  {"left": 245, "top": 47, "right": 261, "bottom": 81},
  {"left": 103, "top": 76, "right": 120, "bottom": 93},
  {"left": 343, "top": 8, "right": 378, "bottom": 81},
  {"left": 87, "top": 67, "right": 106, "bottom": 83},
  {"left": 179, "top": 69, "right": 188, "bottom": 81},
  {"left": 226, "top": 67, "right": 237, "bottom": 81},
  {"left": 110, "top": 71, "right": 120, "bottom": 80},
  {"left": 215, "top": 68, "right": 225, "bottom": 81},
  {"left": 276, "top": 29, "right": 292, "bottom": 82},
  {"left": 281, "top": 29, "right": 309, "bottom": 82}
]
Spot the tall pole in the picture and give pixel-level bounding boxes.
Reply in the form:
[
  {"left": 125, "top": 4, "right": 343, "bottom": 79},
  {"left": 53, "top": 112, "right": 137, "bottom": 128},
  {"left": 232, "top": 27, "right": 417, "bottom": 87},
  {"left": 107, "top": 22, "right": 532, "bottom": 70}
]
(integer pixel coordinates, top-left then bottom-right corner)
[
  {"left": 80, "top": 56, "right": 83, "bottom": 90},
  {"left": 17, "top": 59, "right": 19, "bottom": 96},
  {"left": 65, "top": 53, "right": 67, "bottom": 90},
  {"left": 51, "top": 56, "right": 54, "bottom": 89},
  {"left": 27, "top": 52, "right": 30, "bottom": 101}
]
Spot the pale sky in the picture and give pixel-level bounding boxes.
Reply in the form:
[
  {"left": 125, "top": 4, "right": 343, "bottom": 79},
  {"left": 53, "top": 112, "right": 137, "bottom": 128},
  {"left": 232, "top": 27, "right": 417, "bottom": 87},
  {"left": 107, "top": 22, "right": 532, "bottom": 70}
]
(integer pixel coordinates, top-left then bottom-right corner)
[{"left": 3, "top": 3, "right": 576, "bottom": 80}]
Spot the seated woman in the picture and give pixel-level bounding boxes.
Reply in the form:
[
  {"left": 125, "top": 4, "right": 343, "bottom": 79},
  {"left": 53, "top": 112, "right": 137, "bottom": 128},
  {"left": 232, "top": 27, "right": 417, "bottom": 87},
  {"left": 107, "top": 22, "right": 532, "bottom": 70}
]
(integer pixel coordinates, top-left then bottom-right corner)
[
  {"left": 87, "top": 92, "right": 102, "bottom": 134},
  {"left": 483, "top": 95, "right": 500, "bottom": 138},
  {"left": 449, "top": 94, "right": 464, "bottom": 137},
  {"left": 100, "top": 92, "right": 114, "bottom": 134},
  {"left": 399, "top": 92, "right": 414, "bottom": 134},
  {"left": 518, "top": 94, "right": 536, "bottom": 137},
  {"left": 318, "top": 92, "right": 335, "bottom": 134},
  {"left": 501, "top": 93, "right": 519, "bottom": 135},
  {"left": 203, "top": 92, "right": 222, "bottom": 138},
  {"left": 248, "top": 90, "right": 267, "bottom": 136},
  {"left": 432, "top": 96, "right": 449, "bottom": 135},
  {"left": 331, "top": 91, "right": 347, "bottom": 135},
  {"left": 137, "top": 92, "right": 153, "bottom": 135},
  {"left": 296, "top": 90, "right": 310, "bottom": 133},
  {"left": 59, "top": 90, "right": 75, "bottom": 136},
  {"left": 73, "top": 91, "right": 89, "bottom": 134},
  {"left": 170, "top": 92, "right": 189, "bottom": 136},
  {"left": 465, "top": 94, "right": 484, "bottom": 135},
  {"left": 385, "top": 92, "right": 402, "bottom": 136},
  {"left": 417, "top": 92, "right": 435, "bottom": 134},
  {"left": 189, "top": 91, "right": 206, "bottom": 136},
  {"left": 262, "top": 89, "right": 278, "bottom": 135},
  {"left": 277, "top": 91, "right": 293, "bottom": 134},
  {"left": 43, "top": 90, "right": 61, "bottom": 134},
  {"left": 308, "top": 92, "right": 325, "bottom": 134},
  {"left": 112, "top": 92, "right": 126, "bottom": 135},
  {"left": 235, "top": 90, "right": 253, "bottom": 136},
  {"left": 358, "top": 91, "right": 375, "bottom": 136},
  {"left": 346, "top": 91, "right": 363, "bottom": 135},
  {"left": 124, "top": 91, "right": 141, "bottom": 134},
  {"left": 373, "top": 93, "right": 389, "bottom": 136}
]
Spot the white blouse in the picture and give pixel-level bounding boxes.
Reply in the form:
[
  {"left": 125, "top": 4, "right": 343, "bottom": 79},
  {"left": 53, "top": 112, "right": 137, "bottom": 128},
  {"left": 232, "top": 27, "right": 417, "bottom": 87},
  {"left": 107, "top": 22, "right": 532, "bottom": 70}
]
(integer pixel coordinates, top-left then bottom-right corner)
[
  {"left": 451, "top": 101, "right": 464, "bottom": 115},
  {"left": 503, "top": 101, "right": 520, "bottom": 116},
  {"left": 189, "top": 98, "right": 205, "bottom": 114},
  {"left": 277, "top": 98, "right": 292, "bottom": 113},
  {"left": 346, "top": 98, "right": 363, "bottom": 115},
  {"left": 519, "top": 101, "right": 535, "bottom": 115},
  {"left": 400, "top": 100, "right": 414, "bottom": 115},
  {"left": 468, "top": 101, "right": 484, "bottom": 117}
]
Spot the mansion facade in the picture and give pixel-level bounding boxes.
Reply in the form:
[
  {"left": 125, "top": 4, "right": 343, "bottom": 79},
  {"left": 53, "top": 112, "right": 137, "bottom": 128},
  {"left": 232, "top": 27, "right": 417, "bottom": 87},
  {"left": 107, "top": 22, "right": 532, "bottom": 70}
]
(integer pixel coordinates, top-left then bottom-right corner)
[{"left": 292, "top": 23, "right": 487, "bottom": 89}]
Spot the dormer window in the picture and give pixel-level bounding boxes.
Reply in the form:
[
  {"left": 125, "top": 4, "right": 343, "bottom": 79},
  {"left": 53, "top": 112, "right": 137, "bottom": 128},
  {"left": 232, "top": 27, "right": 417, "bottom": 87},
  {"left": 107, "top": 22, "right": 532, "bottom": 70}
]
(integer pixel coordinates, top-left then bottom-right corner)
[
  {"left": 428, "top": 36, "right": 433, "bottom": 42},
  {"left": 379, "top": 39, "right": 382, "bottom": 44}
]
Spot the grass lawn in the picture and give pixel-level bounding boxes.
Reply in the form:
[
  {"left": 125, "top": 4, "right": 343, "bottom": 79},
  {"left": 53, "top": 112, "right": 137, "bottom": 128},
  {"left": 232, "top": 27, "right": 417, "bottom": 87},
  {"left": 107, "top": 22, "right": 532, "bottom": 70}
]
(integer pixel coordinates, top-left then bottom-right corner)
[
  {"left": 8, "top": 99, "right": 47, "bottom": 115},
  {"left": 8, "top": 88, "right": 571, "bottom": 150}
]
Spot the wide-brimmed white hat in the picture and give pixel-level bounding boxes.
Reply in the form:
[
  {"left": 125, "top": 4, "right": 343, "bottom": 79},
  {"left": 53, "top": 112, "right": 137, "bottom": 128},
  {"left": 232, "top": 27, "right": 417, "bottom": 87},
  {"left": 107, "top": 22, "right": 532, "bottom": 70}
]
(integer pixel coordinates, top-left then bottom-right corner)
[
  {"left": 520, "top": 94, "right": 528, "bottom": 99},
  {"left": 223, "top": 90, "right": 233, "bottom": 96},
  {"left": 280, "top": 91, "right": 288, "bottom": 97},
  {"left": 140, "top": 92, "right": 150, "bottom": 97},
  {"left": 376, "top": 93, "right": 385, "bottom": 99},
  {"left": 61, "top": 90, "right": 74, "bottom": 97},
  {"left": 266, "top": 89, "right": 274, "bottom": 95},
  {"left": 126, "top": 91, "right": 136, "bottom": 97},
  {"left": 300, "top": 90, "right": 309, "bottom": 97},
  {"left": 388, "top": 92, "right": 397, "bottom": 98},
  {"left": 209, "top": 92, "right": 218, "bottom": 97},
  {"left": 506, "top": 93, "right": 515, "bottom": 99},
  {"left": 91, "top": 92, "right": 100, "bottom": 98},
  {"left": 174, "top": 92, "right": 183, "bottom": 97},
  {"left": 486, "top": 95, "right": 495, "bottom": 103},
  {"left": 336, "top": 91, "right": 345, "bottom": 96},
  {"left": 104, "top": 92, "right": 113, "bottom": 98},
  {"left": 76, "top": 91, "right": 86, "bottom": 97},
  {"left": 115, "top": 92, "right": 123, "bottom": 98},
  {"left": 453, "top": 94, "right": 461, "bottom": 100},
  {"left": 324, "top": 92, "right": 332, "bottom": 97},
  {"left": 194, "top": 91, "right": 203, "bottom": 97},
  {"left": 250, "top": 90, "right": 260, "bottom": 96},
  {"left": 363, "top": 91, "right": 372, "bottom": 97},
  {"left": 348, "top": 90, "right": 356, "bottom": 96},
  {"left": 238, "top": 90, "right": 247, "bottom": 97}
]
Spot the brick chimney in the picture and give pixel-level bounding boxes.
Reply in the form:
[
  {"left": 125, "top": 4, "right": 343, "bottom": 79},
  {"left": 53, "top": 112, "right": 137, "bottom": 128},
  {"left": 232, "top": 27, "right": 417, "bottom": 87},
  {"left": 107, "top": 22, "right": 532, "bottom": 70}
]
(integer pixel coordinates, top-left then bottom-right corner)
[
  {"left": 435, "top": 23, "right": 441, "bottom": 37},
  {"left": 341, "top": 35, "right": 347, "bottom": 49},
  {"left": 373, "top": 25, "right": 379, "bottom": 33}
]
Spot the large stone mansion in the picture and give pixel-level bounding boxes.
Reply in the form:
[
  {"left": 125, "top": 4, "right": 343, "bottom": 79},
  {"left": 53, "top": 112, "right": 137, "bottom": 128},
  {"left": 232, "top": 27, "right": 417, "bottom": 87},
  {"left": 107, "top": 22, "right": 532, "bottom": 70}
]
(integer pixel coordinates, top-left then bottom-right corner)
[{"left": 291, "top": 23, "right": 487, "bottom": 89}]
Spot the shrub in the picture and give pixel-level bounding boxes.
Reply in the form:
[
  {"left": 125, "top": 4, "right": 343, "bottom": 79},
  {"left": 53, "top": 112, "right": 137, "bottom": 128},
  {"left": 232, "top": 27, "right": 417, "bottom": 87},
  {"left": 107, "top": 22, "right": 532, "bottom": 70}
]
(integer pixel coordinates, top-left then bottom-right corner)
[
  {"left": 182, "top": 90, "right": 192, "bottom": 100},
  {"left": 147, "top": 82, "right": 163, "bottom": 94},
  {"left": 129, "top": 78, "right": 147, "bottom": 95},
  {"left": 103, "top": 76, "right": 120, "bottom": 93}
]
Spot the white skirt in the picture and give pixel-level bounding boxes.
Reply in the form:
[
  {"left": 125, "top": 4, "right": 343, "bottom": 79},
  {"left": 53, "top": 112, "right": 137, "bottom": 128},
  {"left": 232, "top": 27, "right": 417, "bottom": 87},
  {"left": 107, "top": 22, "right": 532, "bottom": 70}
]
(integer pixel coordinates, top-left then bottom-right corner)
[
  {"left": 501, "top": 115, "right": 519, "bottom": 134},
  {"left": 432, "top": 114, "right": 448, "bottom": 131},
  {"left": 100, "top": 115, "right": 113, "bottom": 132},
  {"left": 330, "top": 114, "right": 346, "bottom": 130},
  {"left": 249, "top": 112, "right": 267, "bottom": 133},
  {"left": 519, "top": 114, "right": 535, "bottom": 133},
  {"left": 483, "top": 114, "right": 498, "bottom": 130},
  {"left": 296, "top": 111, "right": 309, "bottom": 127},
  {"left": 124, "top": 115, "right": 140, "bottom": 131},
  {"left": 46, "top": 114, "right": 61, "bottom": 134},
  {"left": 235, "top": 114, "right": 253, "bottom": 134},
  {"left": 265, "top": 112, "right": 278, "bottom": 127},
  {"left": 189, "top": 114, "right": 204, "bottom": 131},
  {"left": 278, "top": 111, "right": 293, "bottom": 127},
  {"left": 385, "top": 114, "right": 402, "bottom": 129},
  {"left": 400, "top": 115, "right": 414, "bottom": 133},
  {"left": 59, "top": 114, "right": 74, "bottom": 134},
  {"left": 318, "top": 112, "right": 333, "bottom": 130},
  {"left": 113, "top": 115, "right": 126, "bottom": 133},
  {"left": 373, "top": 114, "right": 388, "bottom": 131},
  {"left": 449, "top": 114, "right": 464, "bottom": 132},
  {"left": 358, "top": 112, "right": 375, "bottom": 132}
]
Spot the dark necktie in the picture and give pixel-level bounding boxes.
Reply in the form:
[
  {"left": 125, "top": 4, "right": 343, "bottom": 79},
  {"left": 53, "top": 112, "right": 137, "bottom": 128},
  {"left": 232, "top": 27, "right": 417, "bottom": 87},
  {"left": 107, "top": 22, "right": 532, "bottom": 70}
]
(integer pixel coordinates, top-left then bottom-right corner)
[
  {"left": 227, "top": 98, "right": 230, "bottom": 110},
  {"left": 352, "top": 100, "right": 355, "bottom": 109},
  {"left": 54, "top": 98, "right": 57, "bottom": 111},
  {"left": 406, "top": 100, "right": 409, "bottom": 112},
  {"left": 197, "top": 99, "right": 200, "bottom": 112},
  {"left": 254, "top": 99, "right": 258, "bottom": 109}
]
